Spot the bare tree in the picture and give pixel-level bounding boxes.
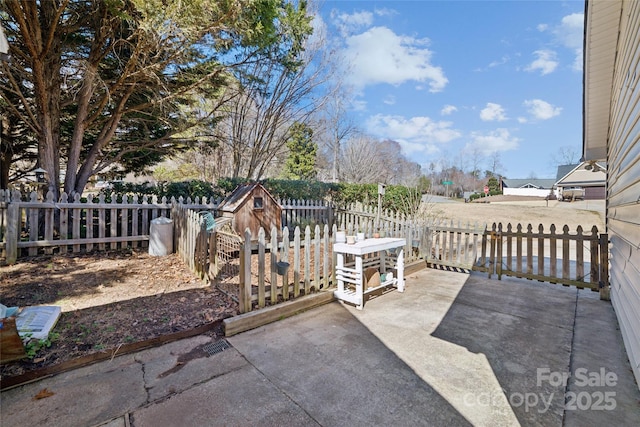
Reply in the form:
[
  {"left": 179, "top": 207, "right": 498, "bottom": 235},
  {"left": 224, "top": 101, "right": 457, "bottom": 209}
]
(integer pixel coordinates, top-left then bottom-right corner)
[
  {"left": 550, "top": 145, "right": 581, "bottom": 167},
  {"left": 317, "top": 93, "right": 358, "bottom": 182},
  {"left": 487, "top": 151, "right": 504, "bottom": 177},
  {"left": 340, "top": 134, "right": 385, "bottom": 183},
  {"left": 338, "top": 136, "right": 421, "bottom": 185},
  {"left": 466, "top": 146, "right": 484, "bottom": 190},
  {"left": 213, "top": 3, "right": 335, "bottom": 181}
]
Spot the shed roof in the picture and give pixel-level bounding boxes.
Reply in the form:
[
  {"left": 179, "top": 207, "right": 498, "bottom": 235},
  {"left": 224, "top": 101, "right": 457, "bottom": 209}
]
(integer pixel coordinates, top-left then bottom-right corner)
[
  {"left": 218, "top": 183, "right": 280, "bottom": 213},
  {"left": 502, "top": 179, "right": 556, "bottom": 189}
]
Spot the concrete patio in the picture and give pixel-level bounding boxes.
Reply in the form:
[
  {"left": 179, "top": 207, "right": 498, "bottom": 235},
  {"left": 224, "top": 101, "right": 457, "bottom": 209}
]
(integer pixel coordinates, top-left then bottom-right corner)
[{"left": 2, "top": 268, "right": 639, "bottom": 426}]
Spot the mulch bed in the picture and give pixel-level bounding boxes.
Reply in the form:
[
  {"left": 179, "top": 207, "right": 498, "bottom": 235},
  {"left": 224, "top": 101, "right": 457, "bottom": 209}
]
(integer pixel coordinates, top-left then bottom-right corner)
[{"left": 0, "top": 249, "right": 238, "bottom": 387}]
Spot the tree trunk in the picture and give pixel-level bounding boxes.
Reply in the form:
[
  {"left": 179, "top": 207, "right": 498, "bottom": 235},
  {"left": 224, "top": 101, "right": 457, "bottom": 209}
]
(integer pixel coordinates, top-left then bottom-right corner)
[{"left": 8, "top": 1, "right": 65, "bottom": 200}]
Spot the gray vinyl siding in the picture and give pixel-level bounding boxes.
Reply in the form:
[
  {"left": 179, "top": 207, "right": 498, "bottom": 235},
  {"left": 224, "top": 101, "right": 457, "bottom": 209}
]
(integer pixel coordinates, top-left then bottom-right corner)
[{"left": 606, "top": 0, "right": 640, "bottom": 385}]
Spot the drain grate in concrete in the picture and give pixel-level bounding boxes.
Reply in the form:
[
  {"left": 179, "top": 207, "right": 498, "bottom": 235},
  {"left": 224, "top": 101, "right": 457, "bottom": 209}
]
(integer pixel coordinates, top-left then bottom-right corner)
[{"left": 203, "top": 339, "right": 231, "bottom": 356}]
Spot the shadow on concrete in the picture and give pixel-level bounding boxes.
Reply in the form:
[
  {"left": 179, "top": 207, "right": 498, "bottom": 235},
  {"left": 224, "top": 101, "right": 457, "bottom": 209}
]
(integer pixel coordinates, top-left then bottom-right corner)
[
  {"left": 431, "top": 272, "right": 575, "bottom": 425},
  {"left": 430, "top": 270, "right": 640, "bottom": 426},
  {"left": 229, "top": 301, "right": 472, "bottom": 426}
]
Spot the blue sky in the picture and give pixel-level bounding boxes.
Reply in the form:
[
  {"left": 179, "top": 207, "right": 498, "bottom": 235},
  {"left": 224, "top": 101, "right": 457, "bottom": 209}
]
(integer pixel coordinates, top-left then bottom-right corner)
[{"left": 317, "top": 0, "right": 585, "bottom": 179}]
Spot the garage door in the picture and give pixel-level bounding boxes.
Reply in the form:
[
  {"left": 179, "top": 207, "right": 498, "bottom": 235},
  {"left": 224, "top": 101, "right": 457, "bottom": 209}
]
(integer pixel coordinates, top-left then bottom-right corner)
[{"left": 585, "top": 186, "right": 606, "bottom": 199}]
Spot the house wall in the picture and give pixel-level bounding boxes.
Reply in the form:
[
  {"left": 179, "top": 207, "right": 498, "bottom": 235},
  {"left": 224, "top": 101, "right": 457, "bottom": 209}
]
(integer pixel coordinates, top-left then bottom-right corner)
[
  {"left": 502, "top": 188, "right": 551, "bottom": 198},
  {"left": 605, "top": 0, "right": 640, "bottom": 387}
]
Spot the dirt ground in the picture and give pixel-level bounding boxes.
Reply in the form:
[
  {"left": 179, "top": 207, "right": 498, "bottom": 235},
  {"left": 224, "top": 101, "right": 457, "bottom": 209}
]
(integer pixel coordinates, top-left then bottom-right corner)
[
  {"left": 429, "top": 195, "right": 605, "bottom": 231},
  {"left": 0, "top": 196, "right": 605, "bottom": 383},
  {"left": 1, "top": 249, "right": 238, "bottom": 382}
]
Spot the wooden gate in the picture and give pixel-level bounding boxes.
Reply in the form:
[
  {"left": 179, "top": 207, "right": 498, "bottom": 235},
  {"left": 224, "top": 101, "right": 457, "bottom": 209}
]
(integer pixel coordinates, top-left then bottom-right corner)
[
  {"left": 423, "top": 221, "right": 486, "bottom": 271},
  {"left": 210, "top": 229, "right": 243, "bottom": 302}
]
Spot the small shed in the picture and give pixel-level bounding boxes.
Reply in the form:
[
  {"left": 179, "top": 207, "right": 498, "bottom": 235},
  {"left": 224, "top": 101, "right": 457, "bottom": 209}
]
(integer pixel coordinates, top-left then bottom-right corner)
[{"left": 218, "top": 183, "right": 282, "bottom": 240}]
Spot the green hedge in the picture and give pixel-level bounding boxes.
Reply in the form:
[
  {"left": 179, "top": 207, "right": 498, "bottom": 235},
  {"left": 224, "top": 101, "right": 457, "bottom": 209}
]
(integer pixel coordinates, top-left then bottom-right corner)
[
  {"left": 103, "top": 180, "right": 221, "bottom": 202},
  {"left": 100, "top": 178, "right": 421, "bottom": 215},
  {"left": 468, "top": 190, "right": 502, "bottom": 202}
]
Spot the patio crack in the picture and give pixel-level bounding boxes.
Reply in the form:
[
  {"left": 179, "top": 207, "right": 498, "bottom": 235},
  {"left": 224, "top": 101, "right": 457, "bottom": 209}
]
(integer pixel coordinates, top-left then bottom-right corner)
[
  {"left": 134, "top": 357, "right": 152, "bottom": 404},
  {"left": 239, "top": 354, "right": 322, "bottom": 426},
  {"left": 560, "top": 290, "right": 579, "bottom": 426}
]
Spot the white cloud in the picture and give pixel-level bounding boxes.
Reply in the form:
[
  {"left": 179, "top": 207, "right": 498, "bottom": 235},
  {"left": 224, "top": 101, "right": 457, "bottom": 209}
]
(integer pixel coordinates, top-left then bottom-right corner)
[
  {"left": 475, "top": 55, "right": 510, "bottom": 72},
  {"left": 383, "top": 95, "right": 396, "bottom": 105},
  {"left": 557, "top": 13, "right": 584, "bottom": 71},
  {"left": 480, "top": 103, "right": 507, "bottom": 122},
  {"left": 525, "top": 50, "right": 558, "bottom": 75},
  {"left": 517, "top": 117, "right": 528, "bottom": 124},
  {"left": 366, "top": 114, "right": 461, "bottom": 153},
  {"left": 398, "top": 140, "right": 441, "bottom": 156},
  {"left": 489, "top": 55, "right": 509, "bottom": 68},
  {"left": 343, "top": 26, "right": 448, "bottom": 92},
  {"left": 523, "top": 99, "right": 562, "bottom": 120},
  {"left": 466, "top": 128, "right": 520, "bottom": 155},
  {"left": 537, "top": 13, "right": 584, "bottom": 72},
  {"left": 571, "top": 50, "right": 582, "bottom": 71},
  {"left": 441, "top": 105, "right": 458, "bottom": 116},
  {"left": 374, "top": 8, "right": 398, "bottom": 18},
  {"left": 330, "top": 10, "right": 373, "bottom": 36},
  {"left": 556, "top": 13, "right": 584, "bottom": 50},
  {"left": 350, "top": 99, "right": 367, "bottom": 111}
]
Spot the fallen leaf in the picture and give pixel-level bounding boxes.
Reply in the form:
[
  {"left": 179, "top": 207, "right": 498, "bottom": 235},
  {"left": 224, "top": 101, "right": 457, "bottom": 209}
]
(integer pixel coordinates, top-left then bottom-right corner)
[{"left": 33, "top": 388, "right": 55, "bottom": 400}]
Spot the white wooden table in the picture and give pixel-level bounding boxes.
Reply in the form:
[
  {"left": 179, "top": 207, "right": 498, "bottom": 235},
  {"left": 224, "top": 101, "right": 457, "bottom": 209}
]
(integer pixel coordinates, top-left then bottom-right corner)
[{"left": 333, "top": 237, "right": 405, "bottom": 309}]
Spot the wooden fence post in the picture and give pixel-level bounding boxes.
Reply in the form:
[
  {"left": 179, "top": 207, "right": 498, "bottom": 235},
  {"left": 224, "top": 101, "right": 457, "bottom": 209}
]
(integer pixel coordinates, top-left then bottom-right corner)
[
  {"left": 496, "top": 223, "right": 503, "bottom": 280},
  {"left": 488, "top": 223, "right": 497, "bottom": 279},
  {"left": 209, "top": 230, "right": 218, "bottom": 280},
  {"left": 258, "top": 228, "right": 266, "bottom": 308},
  {"left": 239, "top": 229, "right": 252, "bottom": 313},
  {"left": 599, "top": 233, "right": 610, "bottom": 300},
  {"left": 6, "top": 200, "right": 18, "bottom": 265},
  {"left": 590, "top": 226, "right": 599, "bottom": 284}
]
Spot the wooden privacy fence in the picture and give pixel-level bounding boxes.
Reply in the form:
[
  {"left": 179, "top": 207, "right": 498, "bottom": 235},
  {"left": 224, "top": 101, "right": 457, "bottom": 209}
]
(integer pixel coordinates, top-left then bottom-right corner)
[
  {"left": 474, "top": 223, "right": 609, "bottom": 293},
  {"left": 0, "top": 189, "right": 217, "bottom": 264}
]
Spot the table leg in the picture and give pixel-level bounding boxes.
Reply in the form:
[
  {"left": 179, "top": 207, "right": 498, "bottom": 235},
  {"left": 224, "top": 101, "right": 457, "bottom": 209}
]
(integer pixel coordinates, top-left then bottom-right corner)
[
  {"left": 337, "top": 253, "right": 345, "bottom": 293},
  {"left": 356, "top": 255, "right": 364, "bottom": 309},
  {"left": 397, "top": 248, "right": 405, "bottom": 292}
]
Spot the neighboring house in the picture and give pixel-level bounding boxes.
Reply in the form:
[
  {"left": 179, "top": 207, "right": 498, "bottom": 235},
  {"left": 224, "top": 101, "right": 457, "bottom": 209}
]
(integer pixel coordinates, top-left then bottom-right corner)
[
  {"left": 218, "top": 183, "right": 282, "bottom": 240},
  {"left": 584, "top": 0, "right": 640, "bottom": 387},
  {"left": 501, "top": 178, "right": 555, "bottom": 198},
  {"left": 554, "top": 162, "right": 606, "bottom": 200}
]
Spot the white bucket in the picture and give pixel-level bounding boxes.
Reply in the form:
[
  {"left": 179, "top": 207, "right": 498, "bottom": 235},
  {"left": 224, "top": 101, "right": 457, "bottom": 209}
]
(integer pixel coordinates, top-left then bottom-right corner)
[{"left": 149, "top": 216, "right": 174, "bottom": 256}]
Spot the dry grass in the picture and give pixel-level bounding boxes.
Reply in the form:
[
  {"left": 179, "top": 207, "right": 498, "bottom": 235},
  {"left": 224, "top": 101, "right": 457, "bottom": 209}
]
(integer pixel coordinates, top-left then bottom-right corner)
[{"left": 422, "top": 197, "right": 605, "bottom": 232}]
